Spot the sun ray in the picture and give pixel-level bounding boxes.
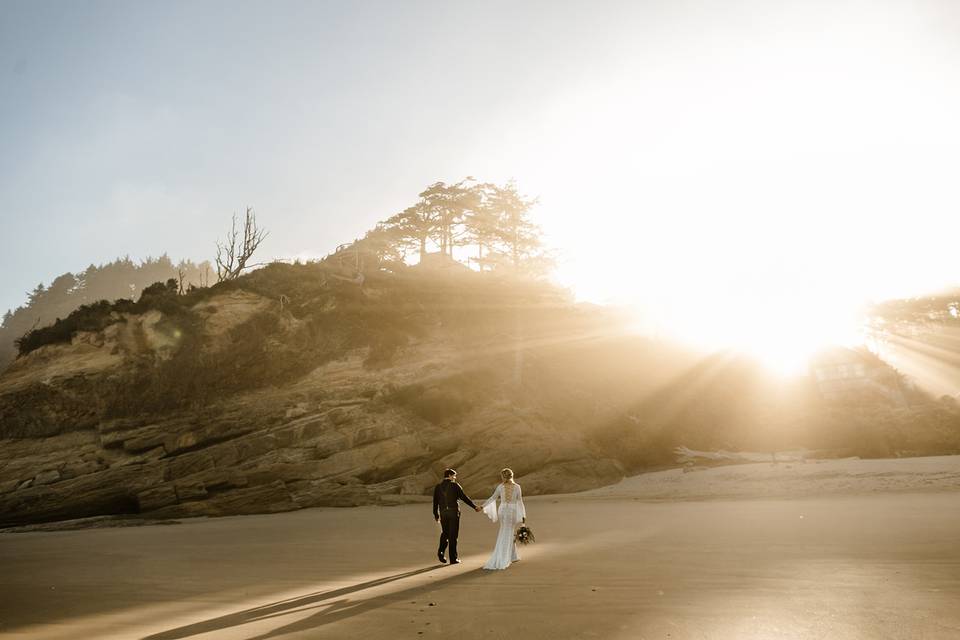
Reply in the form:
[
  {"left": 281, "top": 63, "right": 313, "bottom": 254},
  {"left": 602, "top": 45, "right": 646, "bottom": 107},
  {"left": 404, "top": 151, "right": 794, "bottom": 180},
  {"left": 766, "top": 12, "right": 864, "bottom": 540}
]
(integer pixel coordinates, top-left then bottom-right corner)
[{"left": 874, "top": 333, "right": 960, "bottom": 397}]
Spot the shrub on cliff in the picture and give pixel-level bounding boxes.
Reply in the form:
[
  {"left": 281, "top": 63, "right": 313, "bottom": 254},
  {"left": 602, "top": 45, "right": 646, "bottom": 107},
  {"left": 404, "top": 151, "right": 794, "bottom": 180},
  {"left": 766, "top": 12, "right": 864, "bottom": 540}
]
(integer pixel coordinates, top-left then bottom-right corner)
[
  {"left": 15, "top": 278, "right": 187, "bottom": 357},
  {"left": 383, "top": 369, "right": 498, "bottom": 424},
  {"left": 10, "top": 262, "right": 569, "bottom": 420},
  {"left": 15, "top": 299, "right": 136, "bottom": 355},
  {"left": 387, "top": 383, "right": 472, "bottom": 424}
]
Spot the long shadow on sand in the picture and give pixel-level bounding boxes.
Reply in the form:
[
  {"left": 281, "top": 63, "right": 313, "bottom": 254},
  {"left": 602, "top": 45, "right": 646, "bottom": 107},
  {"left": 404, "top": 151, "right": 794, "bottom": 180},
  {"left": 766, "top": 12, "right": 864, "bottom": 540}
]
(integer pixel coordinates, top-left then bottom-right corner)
[
  {"left": 247, "top": 567, "right": 489, "bottom": 639},
  {"left": 142, "top": 565, "right": 485, "bottom": 640}
]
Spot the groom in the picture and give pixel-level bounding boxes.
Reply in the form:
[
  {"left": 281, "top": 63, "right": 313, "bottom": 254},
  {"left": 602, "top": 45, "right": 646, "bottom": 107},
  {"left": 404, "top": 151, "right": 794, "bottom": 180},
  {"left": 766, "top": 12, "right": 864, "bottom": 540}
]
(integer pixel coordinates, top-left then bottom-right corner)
[{"left": 432, "top": 468, "right": 481, "bottom": 564}]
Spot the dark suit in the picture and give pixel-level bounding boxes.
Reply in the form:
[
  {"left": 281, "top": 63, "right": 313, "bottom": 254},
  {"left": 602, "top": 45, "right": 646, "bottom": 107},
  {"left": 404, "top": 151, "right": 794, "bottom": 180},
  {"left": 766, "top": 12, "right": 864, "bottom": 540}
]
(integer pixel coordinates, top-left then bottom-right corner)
[{"left": 432, "top": 479, "right": 478, "bottom": 562}]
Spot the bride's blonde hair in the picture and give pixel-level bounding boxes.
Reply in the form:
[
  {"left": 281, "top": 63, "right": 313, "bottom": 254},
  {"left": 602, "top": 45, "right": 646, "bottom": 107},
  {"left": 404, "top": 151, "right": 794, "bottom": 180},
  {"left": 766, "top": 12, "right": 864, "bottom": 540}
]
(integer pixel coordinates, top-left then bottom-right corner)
[{"left": 500, "top": 468, "right": 514, "bottom": 481}]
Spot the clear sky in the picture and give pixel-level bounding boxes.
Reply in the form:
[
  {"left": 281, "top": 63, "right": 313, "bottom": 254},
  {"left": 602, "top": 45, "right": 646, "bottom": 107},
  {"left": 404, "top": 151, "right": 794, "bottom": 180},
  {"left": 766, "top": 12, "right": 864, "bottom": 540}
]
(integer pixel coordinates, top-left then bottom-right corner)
[{"left": 4, "top": 0, "right": 960, "bottom": 362}]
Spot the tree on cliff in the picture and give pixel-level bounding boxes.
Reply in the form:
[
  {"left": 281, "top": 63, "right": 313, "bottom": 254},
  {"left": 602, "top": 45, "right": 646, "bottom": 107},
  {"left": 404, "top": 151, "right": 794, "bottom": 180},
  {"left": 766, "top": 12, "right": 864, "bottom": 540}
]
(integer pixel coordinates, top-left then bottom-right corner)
[
  {"left": 215, "top": 207, "right": 269, "bottom": 281},
  {"left": 480, "top": 181, "right": 550, "bottom": 276},
  {"left": 464, "top": 183, "right": 503, "bottom": 271},
  {"left": 359, "top": 222, "right": 409, "bottom": 265},
  {"left": 418, "top": 179, "right": 479, "bottom": 258},
  {"left": 364, "top": 178, "right": 550, "bottom": 276},
  {"left": 382, "top": 203, "right": 437, "bottom": 261}
]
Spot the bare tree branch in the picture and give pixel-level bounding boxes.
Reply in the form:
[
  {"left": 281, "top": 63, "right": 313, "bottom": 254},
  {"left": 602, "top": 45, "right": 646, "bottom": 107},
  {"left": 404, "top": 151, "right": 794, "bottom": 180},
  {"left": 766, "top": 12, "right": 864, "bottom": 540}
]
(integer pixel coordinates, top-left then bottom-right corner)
[{"left": 215, "top": 207, "right": 269, "bottom": 281}]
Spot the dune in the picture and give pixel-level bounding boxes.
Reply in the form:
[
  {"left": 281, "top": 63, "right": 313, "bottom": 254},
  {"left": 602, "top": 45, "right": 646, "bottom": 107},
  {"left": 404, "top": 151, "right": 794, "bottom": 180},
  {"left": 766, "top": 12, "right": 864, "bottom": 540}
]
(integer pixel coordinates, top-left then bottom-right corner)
[{"left": 2, "top": 456, "right": 959, "bottom": 639}]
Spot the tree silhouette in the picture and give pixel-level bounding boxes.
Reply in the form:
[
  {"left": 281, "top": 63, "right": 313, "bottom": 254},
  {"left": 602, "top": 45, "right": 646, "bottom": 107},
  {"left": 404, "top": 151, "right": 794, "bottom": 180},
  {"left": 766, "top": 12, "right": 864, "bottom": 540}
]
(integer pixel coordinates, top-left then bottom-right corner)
[
  {"left": 216, "top": 207, "right": 269, "bottom": 281},
  {"left": 0, "top": 178, "right": 551, "bottom": 371},
  {"left": 418, "top": 179, "right": 479, "bottom": 258},
  {"left": 0, "top": 256, "right": 212, "bottom": 371},
  {"left": 485, "top": 181, "right": 548, "bottom": 275},
  {"left": 366, "top": 178, "right": 549, "bottom": 275},
  {"left": 382, "top": 203, "right": 437, "bottom": 261},
  {"left": 466, "top": 182, "right": 506, "bottom": 272},
  {"left": 359, "top": 223, "right": 408, "bottom": 266}
]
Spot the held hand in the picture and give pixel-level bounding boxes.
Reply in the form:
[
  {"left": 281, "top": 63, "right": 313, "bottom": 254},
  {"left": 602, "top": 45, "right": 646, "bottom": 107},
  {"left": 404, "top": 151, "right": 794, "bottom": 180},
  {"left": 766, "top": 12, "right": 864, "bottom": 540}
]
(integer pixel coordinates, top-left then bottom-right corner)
[
  {"left": 435, "top": 517, "right": 440, "bottom": 523},
  {"left": 475, "top": 506, "right": 482, "bottom": 512}
]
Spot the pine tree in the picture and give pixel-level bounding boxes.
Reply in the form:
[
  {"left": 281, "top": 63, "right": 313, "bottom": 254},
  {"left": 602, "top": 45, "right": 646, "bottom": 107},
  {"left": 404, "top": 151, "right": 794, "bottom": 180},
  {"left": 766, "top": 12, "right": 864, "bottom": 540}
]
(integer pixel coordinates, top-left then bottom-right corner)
[
  {"left": 487, "top": 181, "right": 547, "bottom": 275},
  {"left": 382, "top": 203, "right": 437, "bottom": 261},
  {"left": 418, "top": 179, "right": 479, "bottom": 258}
]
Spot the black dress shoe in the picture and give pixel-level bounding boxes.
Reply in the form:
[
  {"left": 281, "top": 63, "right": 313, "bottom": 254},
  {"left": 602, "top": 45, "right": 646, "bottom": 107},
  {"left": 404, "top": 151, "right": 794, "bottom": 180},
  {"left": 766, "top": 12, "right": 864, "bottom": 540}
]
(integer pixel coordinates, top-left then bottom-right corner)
[
  {"left": 438, "top": 552, "right": 446, "bottom": 563},
  {"left": 450, "top": 558, "right": 461, "bottom": 564}
]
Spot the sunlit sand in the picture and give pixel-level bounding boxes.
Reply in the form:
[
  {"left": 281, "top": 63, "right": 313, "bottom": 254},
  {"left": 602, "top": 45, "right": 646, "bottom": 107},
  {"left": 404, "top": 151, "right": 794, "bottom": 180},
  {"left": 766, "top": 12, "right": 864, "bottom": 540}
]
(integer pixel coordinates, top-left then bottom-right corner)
[{"left": 3, "top": 456, "right": 959, "bottom": 640}]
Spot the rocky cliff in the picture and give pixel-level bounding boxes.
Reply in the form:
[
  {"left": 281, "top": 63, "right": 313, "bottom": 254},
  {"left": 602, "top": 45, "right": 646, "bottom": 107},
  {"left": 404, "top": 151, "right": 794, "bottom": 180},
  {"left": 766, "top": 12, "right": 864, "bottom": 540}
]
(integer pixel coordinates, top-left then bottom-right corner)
[{"left": 0, "top": 266, "right": 640, "bottom": 527}]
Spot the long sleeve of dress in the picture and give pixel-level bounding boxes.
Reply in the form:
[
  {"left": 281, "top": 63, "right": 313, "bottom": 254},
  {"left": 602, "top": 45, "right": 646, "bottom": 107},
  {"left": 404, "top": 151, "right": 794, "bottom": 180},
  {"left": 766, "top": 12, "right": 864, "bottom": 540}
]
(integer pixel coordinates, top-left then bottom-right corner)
[
  {"left": 516, "top": 484, "right": 526, "bottom": 521},
  {"left": 482, "top": 484, "right": 501, "bottom": 522}
]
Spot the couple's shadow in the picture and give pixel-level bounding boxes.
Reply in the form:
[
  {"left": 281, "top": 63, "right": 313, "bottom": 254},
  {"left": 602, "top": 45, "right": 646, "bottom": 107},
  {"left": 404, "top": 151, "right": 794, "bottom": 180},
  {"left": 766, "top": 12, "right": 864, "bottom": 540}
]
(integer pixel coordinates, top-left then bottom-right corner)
[{"left": 143, "top": 564, "right": 488, "bottom": 640}]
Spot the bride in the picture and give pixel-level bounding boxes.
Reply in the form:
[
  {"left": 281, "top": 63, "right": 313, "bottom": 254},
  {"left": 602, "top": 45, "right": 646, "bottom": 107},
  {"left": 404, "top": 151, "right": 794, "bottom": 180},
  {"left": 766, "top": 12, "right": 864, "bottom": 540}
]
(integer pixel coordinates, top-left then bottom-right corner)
[{"left": 481, "top": 468, "right": 527, "bottom": 570}]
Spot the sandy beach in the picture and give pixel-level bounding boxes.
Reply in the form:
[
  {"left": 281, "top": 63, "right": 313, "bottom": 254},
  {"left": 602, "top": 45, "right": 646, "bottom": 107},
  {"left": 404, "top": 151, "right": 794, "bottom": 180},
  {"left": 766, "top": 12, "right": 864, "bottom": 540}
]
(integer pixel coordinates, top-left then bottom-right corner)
[{"left": 3, "top": 456, "right": 960, "bottom": 640}]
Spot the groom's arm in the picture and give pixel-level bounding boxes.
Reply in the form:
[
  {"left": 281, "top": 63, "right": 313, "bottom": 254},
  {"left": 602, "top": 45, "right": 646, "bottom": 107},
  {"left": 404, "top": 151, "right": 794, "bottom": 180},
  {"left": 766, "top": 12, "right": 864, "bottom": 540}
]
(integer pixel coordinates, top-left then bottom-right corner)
[
  {"left": 456, "top": 483, "right": 479, "bottom": 511},
  {"left": 432, "top": 485, "right": 440, "bottom": 521}
]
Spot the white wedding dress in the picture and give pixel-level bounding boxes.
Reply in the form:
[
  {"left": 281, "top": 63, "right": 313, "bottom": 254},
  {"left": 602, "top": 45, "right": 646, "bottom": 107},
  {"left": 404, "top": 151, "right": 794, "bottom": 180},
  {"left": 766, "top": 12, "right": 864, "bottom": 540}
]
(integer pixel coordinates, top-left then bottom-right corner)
[{"left": 481, "top": 481, "right": 527, "bottom": 570}]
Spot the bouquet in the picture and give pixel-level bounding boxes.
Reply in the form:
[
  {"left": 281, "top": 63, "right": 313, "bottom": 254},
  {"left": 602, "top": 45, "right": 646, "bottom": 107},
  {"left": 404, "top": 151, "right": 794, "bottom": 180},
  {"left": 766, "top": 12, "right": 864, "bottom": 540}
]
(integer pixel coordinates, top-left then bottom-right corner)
[{"left": 514, "top": 524, "right": 535, "bottom": 545}]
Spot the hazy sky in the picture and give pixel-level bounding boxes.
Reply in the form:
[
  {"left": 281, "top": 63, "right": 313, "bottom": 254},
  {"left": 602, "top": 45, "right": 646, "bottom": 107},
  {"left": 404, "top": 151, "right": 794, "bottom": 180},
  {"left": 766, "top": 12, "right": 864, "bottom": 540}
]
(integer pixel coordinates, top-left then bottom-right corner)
[{"left": 4, "top": 0, "right": 960, "bottom": 348}]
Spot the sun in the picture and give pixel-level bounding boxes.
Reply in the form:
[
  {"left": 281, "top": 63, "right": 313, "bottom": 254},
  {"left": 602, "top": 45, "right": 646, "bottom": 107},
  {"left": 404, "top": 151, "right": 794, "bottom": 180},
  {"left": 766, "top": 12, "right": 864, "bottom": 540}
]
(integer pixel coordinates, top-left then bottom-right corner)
[
  {"left": 627, "top": 294, "right": 867, "bottom": 376},
  {"left": 730, "top": 317, "right": 862, "bottom": 376}
]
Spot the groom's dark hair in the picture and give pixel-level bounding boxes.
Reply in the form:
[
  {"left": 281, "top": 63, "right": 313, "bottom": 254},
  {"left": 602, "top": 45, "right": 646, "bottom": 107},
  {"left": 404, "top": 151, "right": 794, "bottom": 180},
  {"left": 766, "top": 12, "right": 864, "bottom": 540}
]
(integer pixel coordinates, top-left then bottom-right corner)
[{"left": 443, "top": 468, "right": 456, "bottom": 478}]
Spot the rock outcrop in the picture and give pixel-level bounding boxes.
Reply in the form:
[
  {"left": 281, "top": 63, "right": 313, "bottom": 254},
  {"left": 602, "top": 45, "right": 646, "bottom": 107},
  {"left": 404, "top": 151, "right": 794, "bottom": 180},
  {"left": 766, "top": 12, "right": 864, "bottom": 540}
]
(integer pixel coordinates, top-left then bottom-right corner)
[{"left": 0, "top": 271, "right": 629, "bottom": 527}]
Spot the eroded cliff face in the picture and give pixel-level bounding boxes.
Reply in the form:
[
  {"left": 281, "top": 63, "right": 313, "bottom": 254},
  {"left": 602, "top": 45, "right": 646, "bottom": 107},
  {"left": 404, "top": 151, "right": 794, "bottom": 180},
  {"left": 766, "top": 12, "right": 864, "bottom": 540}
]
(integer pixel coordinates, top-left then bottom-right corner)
[
  {"left": 0, "top": 283, "right": 626, "bottom": 527},
  {"left": 0, "top": 291, "right": 272, "bottom": 438}
]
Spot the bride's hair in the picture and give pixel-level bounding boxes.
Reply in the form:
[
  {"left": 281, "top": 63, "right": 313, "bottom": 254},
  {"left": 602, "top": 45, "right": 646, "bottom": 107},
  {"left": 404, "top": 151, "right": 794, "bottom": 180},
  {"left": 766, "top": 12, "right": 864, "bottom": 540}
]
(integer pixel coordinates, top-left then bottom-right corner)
[{"left": 500, "top": 468, "right": 514, "bottom": 481}]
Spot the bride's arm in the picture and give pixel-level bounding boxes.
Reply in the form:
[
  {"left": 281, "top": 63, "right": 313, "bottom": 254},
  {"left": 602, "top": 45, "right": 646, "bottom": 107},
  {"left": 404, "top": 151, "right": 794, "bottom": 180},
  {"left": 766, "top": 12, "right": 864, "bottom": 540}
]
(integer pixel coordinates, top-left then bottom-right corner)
[
  {"left": 482, "top": 483, "right": 501, "bottom": 508},
  {"left": 481, "top": 484, "right": 501, "bottom": 522},
  {"left": 516, "top": 484, "right": 526, "bottom": 523}
]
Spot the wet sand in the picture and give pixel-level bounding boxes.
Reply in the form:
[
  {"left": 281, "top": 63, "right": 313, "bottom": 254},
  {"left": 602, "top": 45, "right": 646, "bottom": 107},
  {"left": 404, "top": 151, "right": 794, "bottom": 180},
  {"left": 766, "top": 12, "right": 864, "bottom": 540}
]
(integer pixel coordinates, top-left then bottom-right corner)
[{"left": 2, "top": 461, "right": 960, "bottom": 639}]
